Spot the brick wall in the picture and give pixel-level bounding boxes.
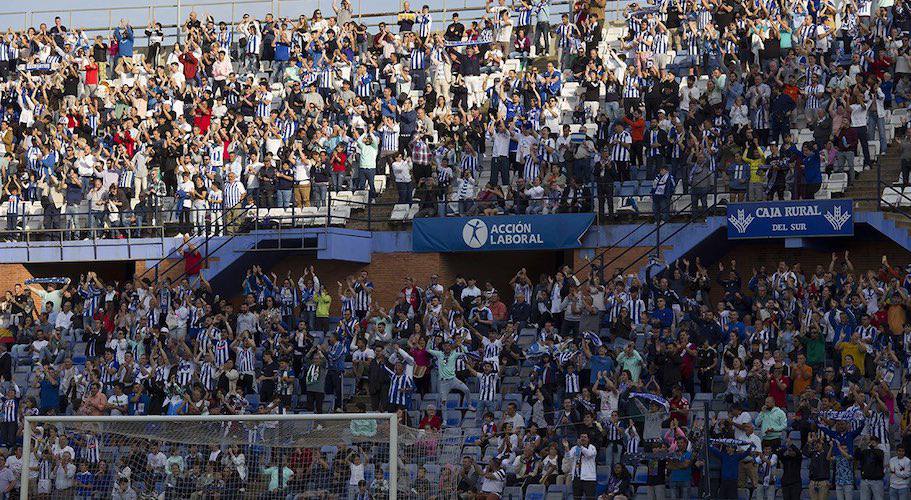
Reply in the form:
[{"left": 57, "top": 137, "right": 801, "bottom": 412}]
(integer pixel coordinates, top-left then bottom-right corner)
[
  {"left": 0, "top": 262, "right": 135, "bottom": 311},
  {"left": 0, "top": 265, "right": 35, "bottom": 297},
  {"left": 3, "top": 236, "right": 907, "bottom": 316},
  {"left": 266, "top": 251, "right": 568, "bottom": 314},
  {"left": 704, "top": 238, "right": 911, "bottom": 304},
  {"left": 719, "top": 240, "right": 911, "bottom": 280}
]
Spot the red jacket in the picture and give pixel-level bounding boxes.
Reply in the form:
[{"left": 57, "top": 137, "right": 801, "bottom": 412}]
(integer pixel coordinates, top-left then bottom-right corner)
[{"left": 178, "top": 51, "right": 199, "bottom": 79}]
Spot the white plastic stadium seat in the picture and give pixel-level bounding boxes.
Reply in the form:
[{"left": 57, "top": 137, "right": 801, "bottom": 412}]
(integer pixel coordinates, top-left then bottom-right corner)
[
  {"left": 883, "top": 186, "right": 902, "bottom": 207},
  {"left": 390, "top": 204, "right": 410, "bottom": 221},
  {"left": 828, "top": 173, "right": 848, "bottom": 194},
  {"left": 329, "top": 206, "right": 352, "bottom": 225}
]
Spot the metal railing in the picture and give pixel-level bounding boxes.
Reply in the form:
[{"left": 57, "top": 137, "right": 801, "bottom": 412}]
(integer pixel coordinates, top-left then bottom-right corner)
[
  {"left": 0, "top": 0, "right": 582, "bottom": 52},
  {"left": 573, "top": 190, "right": 723, "bottom": 284},
  {"left": 0, "top": 187, "right": 732, "bottom": 243}
]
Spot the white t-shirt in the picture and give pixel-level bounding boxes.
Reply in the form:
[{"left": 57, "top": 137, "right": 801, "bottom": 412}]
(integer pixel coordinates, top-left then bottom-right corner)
[
  {"left": 891, "top": 456, "right": 911, "bottom": 488},
  {"left": 352, "top": 348, "right": 376, "bottom": 362},
  {"left": 725, "top": 368, "right": 747, "bottom": 395},
  {"left": 148, "top": 452, "right": 168, "bottom": 471},
  {"left": 524, "top": 185, "right": 545, "bottom": 200},
  {"left": 108, "top": 394, "right": 128, "bottom": 414},
  {"left": 55, "top": 310, "right": 73, "bottom": 330},
  {"left": 568, "top": 444, "right": 597, "bottom": 481},
  {"left": 5, "top": 455, "right": 22, "bottom": 478},
  {"left": 850, "top": 103, "right": 869, "bottom": 127},
  {"left": 481, "top": 468, "right": 507, "bottom": 493},
  {"left": 732, "top": 412, "right": 753, "bottom": 442},
  {"left": 348, "top": 461, "right": 365, "bottom": 485},
  {"left": 392, "top": 160, "right": 412, "bottom": 183}
]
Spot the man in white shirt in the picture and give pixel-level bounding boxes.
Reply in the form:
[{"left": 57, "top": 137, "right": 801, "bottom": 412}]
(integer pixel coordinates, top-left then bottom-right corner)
[
  {"left": 293, "top": 157, "right": 312, "bottom": 208},
  {"left": 147, "top": 443, "right": 168, "bottom": 476},
  {"left": 53, "top": 454, "right": 76, "bottom": 493},
  {"left": 51, "top": 436, "right": 75, "bottom": 462},
  {"left": 849, "top": 95, "right": 872, "bottom": 167},
  {"left": 479, "top": 459, "right": 508, "bottom": 497},
  {"left": 487, "top": 120, "right": 512, "bottom": 186},
  {"left": 54, "top": 302, "right": 74, "bottom": 334},
  {"left": 460, "top": 279, "right": 482, "bottom": 305},
  {"left": 525, "top": 178, "right": 546, "bottom": 214},
  {"left": 502, "top": 402, "right": 526, "bottom": 430},
  {"left": 107, "top": 384, "right": 129, "bottom": 415},
  {"left": 738, "top": 422, "right": 763, "bottom": 490},
  {"left": 890, "top": 445, "right": 911, "bottom": 495},
  {"left": 731, "top": 406, "right": 753, "bottom": 442},
  {"left": 565, "top": 433, "right": 597, "bottom": 498},
  {"left": 86, "top": 178, "right": 108, "bottom": 235}
]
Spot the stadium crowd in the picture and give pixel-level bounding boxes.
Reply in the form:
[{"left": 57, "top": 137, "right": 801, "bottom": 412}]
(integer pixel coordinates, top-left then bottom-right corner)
[
  {"left": 0, "top": 241, "right": 909, "bottom": 499},
  {"left": 0, "top": 0, "right": 900, "bottom": 239},
  {"left": 0, "top": 0, "right": 907, "bottom": 497}
]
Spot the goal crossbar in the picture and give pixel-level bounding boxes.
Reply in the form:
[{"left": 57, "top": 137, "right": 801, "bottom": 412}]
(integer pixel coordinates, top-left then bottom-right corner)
[{"left": 21, "top": 413, "right": 399, "bottom": 500}]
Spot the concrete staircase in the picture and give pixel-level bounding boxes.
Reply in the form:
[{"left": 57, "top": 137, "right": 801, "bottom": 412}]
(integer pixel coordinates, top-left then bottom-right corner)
[
  {"left": 845, "top": 142, "right": 903, "bottom": 210},
  {"left": 345, "top": 185, "right": 401, "bottom": 231}
]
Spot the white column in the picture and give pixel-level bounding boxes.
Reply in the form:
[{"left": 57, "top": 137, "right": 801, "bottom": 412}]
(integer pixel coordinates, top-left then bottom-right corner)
[
  {"left": 19, "top": 417, "right": 32, "bottom": 500},
  {"left": 388, "top": 414, "right": 398, "bottom": 500}
]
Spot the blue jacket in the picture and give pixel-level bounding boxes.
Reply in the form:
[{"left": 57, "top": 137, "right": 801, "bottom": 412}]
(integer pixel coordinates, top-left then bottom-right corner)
[
  {"left": 819, "top": 422, "right": 865, "bottom": 455},
  {"left": 709, "top": 446, "right": 753, "bottom": 480},
  {"left": 803, "top": 151, "right": 822, "bottom": 184},
  {"left": 828, "top": 308, "right": 857, "bottom": 345},
  {"left": 115, "top": 26, "right": 134, "bottom": 57}
]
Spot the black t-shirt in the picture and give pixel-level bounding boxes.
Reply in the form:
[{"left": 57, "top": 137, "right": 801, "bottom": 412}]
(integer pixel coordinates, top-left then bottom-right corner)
[
  {"left": 697, "top": 346, "right": 717, "bottom": 370},
  {"left": 666, "top": 4, "right": 682, "bottom": 29},
  {"left": 445, "top": 22, "right": 465, "bottom": 41},
  {"left": 449, "top": 284, "right": 465, "bottom": 302},
  {"left": 714, "top": 0, "right": 738, "bottom": 28},
  {"left": 855, "top": 447, "right": 885, "bottom": 480},
  {"left": 93, "top": 43, "right": 108, "bottom": 62},
  {"left": 261, "top": 360, "right": 278, "bottom": 384},
  {"left": 582, "top": 79, "right": 600, "bottom": 101},
  {"left": 276, "top": 167, "right": 294, "bottom": 190}
]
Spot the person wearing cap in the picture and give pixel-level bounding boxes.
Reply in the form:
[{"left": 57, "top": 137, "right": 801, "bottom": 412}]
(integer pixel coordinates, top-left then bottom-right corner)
[
  {"left": 444, "top": 12, "right": 464, "bottom": 41},
  {"left": 427, "top": 337, "right": 471, "bottom": 405}
]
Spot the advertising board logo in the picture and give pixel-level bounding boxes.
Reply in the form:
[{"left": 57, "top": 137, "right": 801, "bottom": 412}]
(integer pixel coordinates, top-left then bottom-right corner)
[{"left": 462, "top": 219, "right": 489, "bottom": 248}]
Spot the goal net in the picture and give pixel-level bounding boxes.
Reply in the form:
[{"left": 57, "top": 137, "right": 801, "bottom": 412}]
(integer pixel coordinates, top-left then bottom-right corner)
[{"left": 19, "top": 413, "right": 440, "bottom": 500}]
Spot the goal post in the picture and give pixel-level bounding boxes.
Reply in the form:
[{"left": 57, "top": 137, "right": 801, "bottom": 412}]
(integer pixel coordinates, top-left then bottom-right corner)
[{"left": 21, "top": 413, "right": 405, "bottom": 500}]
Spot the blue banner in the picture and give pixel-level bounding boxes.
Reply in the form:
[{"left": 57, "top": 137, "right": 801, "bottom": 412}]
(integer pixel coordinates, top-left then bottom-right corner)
[
  {"left": 445, "top": 28, "right": 494, "bottom": 47},
  {"left": 413, "top": 214, "right": 594, "bottom": 252},
  {"left": 727, "top": 199, "right": 854, "bottom": 239}
]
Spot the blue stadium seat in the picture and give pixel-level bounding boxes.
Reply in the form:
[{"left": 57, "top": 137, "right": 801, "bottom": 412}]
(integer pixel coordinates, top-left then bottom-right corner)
[
  {"left": 525, "top": 484, "right": 545, "bottom": 500},
  {"left": 503, "top": 486, "right": 522, "bottom": 500},
  {"left": 636, "top": 181, "right": 652, "bottom": 196},
  {"left": 444, "top": 410, "right": 462, "bottom": 427},
  {"left": 462, "top": 445, "right": 481, "bottom": 462}
]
